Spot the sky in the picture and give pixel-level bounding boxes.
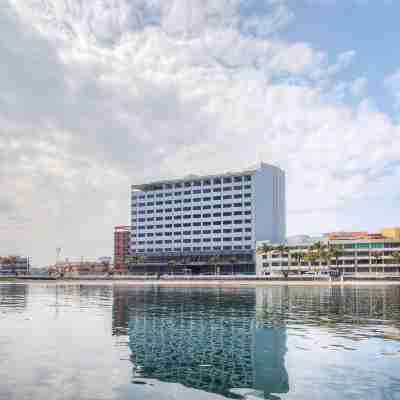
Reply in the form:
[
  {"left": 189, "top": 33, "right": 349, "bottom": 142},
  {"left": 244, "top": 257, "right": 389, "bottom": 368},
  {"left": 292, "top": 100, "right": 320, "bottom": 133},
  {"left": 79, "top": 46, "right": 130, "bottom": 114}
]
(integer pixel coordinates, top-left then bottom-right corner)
[{"left": 1, "top": 0, "right": 399, "bottom": 266}]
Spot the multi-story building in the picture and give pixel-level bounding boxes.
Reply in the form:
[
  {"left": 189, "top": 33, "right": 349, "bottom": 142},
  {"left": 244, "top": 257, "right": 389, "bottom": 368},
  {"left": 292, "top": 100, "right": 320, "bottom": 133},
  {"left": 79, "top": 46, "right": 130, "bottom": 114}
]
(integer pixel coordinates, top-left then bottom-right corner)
[
  {"left": 113, "top": 226, "right": 131, "bottom": 273},
  {"left": 258, "top": 228, "right": 400, "bottom": 276},
  {"left": 0, "top": 256, "right": 30, "bottom": 275},
  {"left": 130, "top": 163, "right": 286, "bottom": 274}
]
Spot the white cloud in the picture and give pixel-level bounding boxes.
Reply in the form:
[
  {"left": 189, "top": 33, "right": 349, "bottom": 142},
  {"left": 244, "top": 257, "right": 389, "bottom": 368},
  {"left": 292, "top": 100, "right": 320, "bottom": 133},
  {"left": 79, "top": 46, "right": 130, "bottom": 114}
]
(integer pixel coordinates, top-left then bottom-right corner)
[
  {"left": 1, "top": 0, "right": 400, "bottom": 265},
  {"left": 384, "top": 69, "right": 400, "bottom": 111}
]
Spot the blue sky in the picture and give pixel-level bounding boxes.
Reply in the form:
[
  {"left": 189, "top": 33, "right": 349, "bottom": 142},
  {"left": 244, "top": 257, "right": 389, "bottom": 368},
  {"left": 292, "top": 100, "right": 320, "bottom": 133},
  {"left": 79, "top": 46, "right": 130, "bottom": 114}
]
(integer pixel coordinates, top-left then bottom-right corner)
[
  {"left": 1, "top": 0, "right": 399, "bottom": 265},
  {"left": 281, "top": 1, "right": 400, "bottom": 116}
]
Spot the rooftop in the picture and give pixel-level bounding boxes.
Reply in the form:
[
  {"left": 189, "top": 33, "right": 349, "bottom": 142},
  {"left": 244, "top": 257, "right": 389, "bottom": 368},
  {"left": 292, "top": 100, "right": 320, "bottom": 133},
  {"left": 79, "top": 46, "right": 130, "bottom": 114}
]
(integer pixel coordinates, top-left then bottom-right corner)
[{"left": 131, "top": 162, "right": 283, "bottom": 191}]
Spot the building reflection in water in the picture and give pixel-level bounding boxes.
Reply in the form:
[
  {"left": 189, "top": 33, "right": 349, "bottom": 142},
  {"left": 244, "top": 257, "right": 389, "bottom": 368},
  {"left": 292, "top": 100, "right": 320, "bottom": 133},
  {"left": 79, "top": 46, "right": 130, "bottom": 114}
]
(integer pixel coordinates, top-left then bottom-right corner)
[
  {"left": 112, "top": 287, "right": 289, "bottom": 399},
  {"left": 0, "top": 283, "right": 28, "bottom": 312}
]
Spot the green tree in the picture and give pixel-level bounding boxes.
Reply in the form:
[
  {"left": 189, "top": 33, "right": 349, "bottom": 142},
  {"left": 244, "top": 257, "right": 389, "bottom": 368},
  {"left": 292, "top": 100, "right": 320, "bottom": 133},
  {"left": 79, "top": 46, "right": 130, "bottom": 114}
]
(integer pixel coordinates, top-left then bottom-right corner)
[
  {"left": 257, "top": 243, "right": 274, "bottom": 275},
  {"left": 209, "top": 255, "right": 221, "bottom": 275}
]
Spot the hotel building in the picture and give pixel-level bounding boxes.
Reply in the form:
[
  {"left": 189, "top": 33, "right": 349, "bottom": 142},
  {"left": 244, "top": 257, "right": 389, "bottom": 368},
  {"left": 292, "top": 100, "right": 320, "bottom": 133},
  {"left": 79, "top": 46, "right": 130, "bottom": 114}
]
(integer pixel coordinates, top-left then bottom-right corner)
[{"left": 130, "top": 163, "right": 285, "bottom": 274}]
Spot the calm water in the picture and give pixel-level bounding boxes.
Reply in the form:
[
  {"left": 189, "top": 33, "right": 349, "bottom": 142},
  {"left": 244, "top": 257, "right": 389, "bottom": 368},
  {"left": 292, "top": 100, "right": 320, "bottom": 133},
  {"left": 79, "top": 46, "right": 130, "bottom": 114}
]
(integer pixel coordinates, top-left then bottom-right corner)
[{"left": 1, "top": 283, "right": 400, "bottom": 400}]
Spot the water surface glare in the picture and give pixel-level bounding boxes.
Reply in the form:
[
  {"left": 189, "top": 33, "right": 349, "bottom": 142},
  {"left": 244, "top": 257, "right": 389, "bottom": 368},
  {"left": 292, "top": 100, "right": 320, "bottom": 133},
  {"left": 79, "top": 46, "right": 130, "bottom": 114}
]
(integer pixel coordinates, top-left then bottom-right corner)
[{"left": 0, "top": 283, "right": 400, "bottom": 400}]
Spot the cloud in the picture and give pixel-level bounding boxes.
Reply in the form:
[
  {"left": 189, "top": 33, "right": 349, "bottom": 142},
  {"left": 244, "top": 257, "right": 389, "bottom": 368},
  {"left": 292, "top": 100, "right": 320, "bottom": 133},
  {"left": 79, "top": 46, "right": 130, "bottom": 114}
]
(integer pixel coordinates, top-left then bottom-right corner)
[
  {"left": 1, "top": 0, "right": 400, "bottom": 265},
  {"left": 384, "top": 69, "right": 400, "bottom": 112}
]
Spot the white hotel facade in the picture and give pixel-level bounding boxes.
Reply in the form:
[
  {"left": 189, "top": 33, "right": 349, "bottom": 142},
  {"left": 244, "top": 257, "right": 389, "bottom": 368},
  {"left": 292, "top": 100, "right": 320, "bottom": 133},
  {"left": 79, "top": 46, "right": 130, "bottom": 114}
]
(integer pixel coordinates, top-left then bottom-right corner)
[{"left": 130, "top": 163, "right": 285, "bottom": 274}]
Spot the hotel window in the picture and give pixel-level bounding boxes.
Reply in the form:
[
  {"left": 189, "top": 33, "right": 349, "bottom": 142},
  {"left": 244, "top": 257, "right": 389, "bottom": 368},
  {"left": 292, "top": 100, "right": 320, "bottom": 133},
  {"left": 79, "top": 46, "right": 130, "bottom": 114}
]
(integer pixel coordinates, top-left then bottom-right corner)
[
  {"left": 194, "top": 198, "right": 201, "bottom": 202},
  {"left": 194, "top": 181, "right": 201, "bottom": 187},
  {"left": 147, "top": 241, "right": 154, "bottom": 245},
  {"left": 203, "top": 221, "right": 211, "bottom": 226},
  {"left": 183, "top": 206, "right": 191, "bottom": 211},
  {"left": 138, "top": 234, "right": 145, "bottom": 238},
  {"left": 174, "top": 192, "right": 182, "bottom": 196},
  {"left": 193, "top": 238, "right": 201, "bottom": 243},
  {"left": 234, "top": 220, "right": 243, "bottom": 224},
  {"left": 244, "top": 210, "right": 251, "bottom": 215},
  {"left": 175, "top": 183, "right": 182, "bottom": 188},
  {"left": 223, "top": 212, "right": 232, "bottom": 217},
  {"left": 174, "top": 247, "right": 181, "bottom": 251},
  {"left": 203, "top": 188, "right": 211, "bottom": 193},
  {"left": 223, "top": 177, "right": 232, "bottom": 183},
  {"left": 245, "top": 236, "right": 252, "bottom": 241},
  {"left": 165, "top": 201, "right": 172, "bottom": 206},
  {"left": 174, "top": 239, "right": 182, "bottom": 243},
  {"left": 156, "top": 217, "right": 163, "bottom": 221},
  {"left": 234, "top": 237, "right": 242, "bottom": 242},
  {"left": 165, "top": 240, "right": 172, "bottom": 244},
  {"left": 234, "top": 194, "right": 242, "bottom": 199},
  {"left": 245, "top": 228, "right": 252, "bottom": 232},
  {"left": 213, "top": 196, "right": 221, "bottom": 200},
  {"left": 156, "top": 201, "right": 163, "bottom": 205},
  {"left": 183, "top": 215, "right": 191, "bottom": 219},
  {"left": 213, "top": 204, "right": 221, "bottom": 209},
  {"left": 213, "top": 237, "right": 221, "bottom": 242},
  {"left": 174, "top": 215, "right": 182, "bottom": 220},
  {"left": 244, "top": 176, "right": 252, "bottom": 181},
  {"left": 213, "top": 178, "right": 221, "bottom": 184},
  {"left": 202, "top": 213, "right": 211, "bottom": 218},
  {"left": 203, "top": 197, "right": 211, "bottom": 201},
  {"left": 203, "top": 230, "right": 211, "bottom": 234},
  {"left": 183, "top": 247, "right": 191, "bottom": 251},
  {"left": 146, "top": 233, "right": 154, "bottom": 237},
  {"left": 193, "top": 214, "right": 201, "bottom": 218},
  {"left": 165, "top": 193, "right": 172, "bottom": 197},
  {"left": 223, "top": 187, "right": 232, "bottom": 192},
  {"left": 147, "top": 225, "right": 154, "bottom": 229},
  {"left": 193, "top": 230, "right": 201, "bottom": 234},
  {"left": 223, "top": 229, "right": 232, "bottom": 234},
  {"left": 155, "top": 240, "right": 163, "bottom": 244},
  {"left": 139, "top": 210, "right": 145, "bottom": 214},
  {"left": 156, "top": 209, "right": 163, "bottom": 213},
  {"left": 165, "top": 224, "right": 172, "bottom": 228},
  {"left": 223, "top": 246, "right": 232, "bottom": 250},
  {"left": 193, "top": 206, "right": 201, "bottom": 210},
  {"left": 165, "top": 216, "right": 172, "bottom": 220},
  {"left": 139, "top": 241, "right": 145, "bottom": 245},
  {"left": 234, "top": 245, "right": 242, "bottom": 250},
  {"left": 174, "top": 199, "right": 182, "bottom": 204},
  {"left": 213, "top": 187, "right": 221, "bottom": 192},
  {"left": 234, "top": 176, "right": 242, "bottom": 182},
  {"left": 223, "top": 237, "right": 232, "bottom": 242},
  {"left": 234, "top": 228, "right": 243, "bottom": 233},
  {"left": 203, "top": 238, "right": 211, "bottom": 242},
  {"left": 213, "top": 212, "right": 221, "bottom": 217},
  {"left": 213, "top": 229, "right": 221, "bottom": 234},
  {"left": 213, "top": 246, "right": 221, "bottom": 250},
  {"left": 223, "top": 195, "right": 232, "bottom": 200},
  {"left": 193, "top": 189, "right": 201, "bottom": 194},
  {"left": 203, "top": 179, "right": 211, "bottom": 186},
  {"left": 156, "top": 193, "right": 163, "bottom": 198},
  {"left": 174, "top": 207, "right": 182, "bottom": 212},
  {"left": 165, "top": 232, "right": 172, "bottom": 236},
  {"left": 203, "top": 205, "right": 211, "bottom": 210},
  {"left": 184, "top": 182, "right": 191, "bottom": 187},
  {"left": 139, "top": 218, "right": 145, "bottom": 222},
  {"left": 234, "top": 211, "right": 242, "bottom": 216},
  {"left": 245, "top": 219, "right": 251, "bottom": 224},
  {"left": 165, "top": 184, "right": 173, "bottom": 189},
  {"left": 183, "top": 238, "right": 191, "bottom": 243},
  {"left": 193, "top": 222, "right": 201, "bottom": 226},
  {"left": 183, "top": 222, "right": 191, "bottom": 227},
  {"left": 244, "top": 202, "right": 251, "bottom": 207},
  {"left": 183, "top": 231, "right": 191, "bottom": 235},
  {"left": 138, "top": 226, "right": 145, "bottom": 230},
  {"left": 147, "top": 194, "right": 154, "bottom": 198},
  {"left": 174, "top": 223, "right": 181, "bottom": 228},
  {"left": 174, "top": 231, "right": 181, "bottom": 236},
  {"left": 213, "top": 221, "right": 221, "bottom": 225},
  {"left": 165, "top": 247, "right": 172, "bottom": 251},
  {"left": 183, "top": 198, "right": 191, "bottom": 203},
  {"left": 184, "top": 190, "right": 191, "bottom": 195},
  {"left": 223, "top": 204, "right": 232, "bottom": 209},
  {"left": 139, "top": 203, "right": 146, "bottom": 207},
  {"left": 223, "top": 220, "right": 232, "bottom": 225},
  {"left": 244, "top": 193, "right": 251, "bottom": 198}
]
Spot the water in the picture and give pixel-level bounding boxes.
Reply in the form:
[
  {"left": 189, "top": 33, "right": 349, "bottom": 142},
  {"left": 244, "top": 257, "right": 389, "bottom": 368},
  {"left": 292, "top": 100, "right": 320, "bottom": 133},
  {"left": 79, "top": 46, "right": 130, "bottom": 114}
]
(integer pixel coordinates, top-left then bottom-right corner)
[{"left": 1, "top": 283, "right": 400, "bottom": 400}]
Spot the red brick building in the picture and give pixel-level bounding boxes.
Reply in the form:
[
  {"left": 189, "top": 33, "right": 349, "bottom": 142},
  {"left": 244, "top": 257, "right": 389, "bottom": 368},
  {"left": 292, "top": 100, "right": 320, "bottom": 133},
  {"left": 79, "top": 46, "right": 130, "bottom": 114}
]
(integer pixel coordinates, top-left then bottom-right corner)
[{"left": 114, "top": 226, "right": 131, "bottom": 274}]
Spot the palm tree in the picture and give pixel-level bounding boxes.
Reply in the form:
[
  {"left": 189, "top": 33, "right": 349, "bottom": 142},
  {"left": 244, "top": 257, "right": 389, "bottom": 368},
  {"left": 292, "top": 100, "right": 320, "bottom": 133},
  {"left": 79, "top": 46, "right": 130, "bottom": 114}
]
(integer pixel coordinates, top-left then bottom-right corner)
[
  {"left": 126, "top": 255, "right": 145, "bottom": 274},
  {"left": 304, "top": 251, "right": 318, "bottom": 274},
  {"left": 257, "top": 243, "right": 274, "bottom": 275},
  {"left": 290, "top": 251, "right": 304, "bottom": 274},
  {"left": 168, "top": 259, "right": 177, "bottom": 275},
  {"left": 310, "top": 241, "right": 328, "bottom": 274},
  {"left": 209, "top": 255, "right": 221, "bottom": 276},
  {"left": 228, "top": 256, "right": 238, "bottom": 275},
  {"left": 276, "top": 244, "right": 289, "bottom": 278}
]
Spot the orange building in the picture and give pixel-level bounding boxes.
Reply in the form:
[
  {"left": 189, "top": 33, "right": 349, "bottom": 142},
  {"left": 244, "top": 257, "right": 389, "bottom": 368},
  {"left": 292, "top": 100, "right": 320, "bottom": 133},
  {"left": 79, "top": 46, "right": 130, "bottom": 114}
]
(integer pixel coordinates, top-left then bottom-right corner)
[{"left": 114, "top": 226, "right": 131, "bottom": 274}]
